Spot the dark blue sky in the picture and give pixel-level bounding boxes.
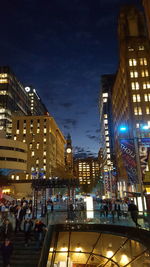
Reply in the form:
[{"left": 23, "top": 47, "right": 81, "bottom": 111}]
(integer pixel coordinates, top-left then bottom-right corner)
[{"left": 0, "top": 0, "right": 141, "bottom": 157}]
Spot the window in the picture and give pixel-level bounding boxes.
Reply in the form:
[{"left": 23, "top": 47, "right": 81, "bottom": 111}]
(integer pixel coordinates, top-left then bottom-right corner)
[
  {"left": 43, "top": 159, "right": 46, "bottom": 164},
  {"left": 136, "top": 123, "right": 140, "bottom": 128},
  {"left": 129, "top": 59, "right": 137, "bottom": 66},
  {"left": 143, "top": 82, "right": 150, "bottom": 89},
  {"left": 132, "top": 94, "right": 141, "bottom": 102},
  {"left": 104, "top": 114, "right": 108, "bottom": 118},
  {"left": 44, "top": 138, "right": 46, "bottom": 143},
  {"left": 43, "top": 151, "right": 46, "bottom": 156},
  {"left": 0, "top": 90, "right": 7, "bottom": 95},
  {"left": 134, "top": 107, "right": 142, "bottom": 115},
  {"left": 130, "top": 71, "right": 138, "bottom": 78},
  {"left": 16, "top": 129, "right": 19, "bottom": 134},
  {"left": 36, "top": 159, "right": 39, "bottom": 165},
  {"left": 146, "top": 107, "right": 150, "bottom": 114},
  {"left": 139, "top": 46, "right": 144, "bottom": 50},
  {"left": 23, "top": 139, "right": 26, "bottom": 143},
  {"left": 14, "top": 136, "right": 16, "bottom": 140},
  {"left": 103, "top": 98, "right": 107, "bottom": 103},
  {"left": 29, "top": 143, "right": 32, "bottom": 149},
  {"left": 144, "top": 94, "right": 150, "bottom": 102},
  {"left": 131, "top": 82, "right": 139, "bottom": 90},
  {"left": 37, "top": 143, "right": 39, "bottom": 149},
  {"left": 103, "top": 93, "right": 108, "bottom": 97},
  {"left": 141, "top": 70, "right": 149, "bottom": 77},
  {"left": 44, "top": 128, "right": 47, "bottom": 133},
  {"left": 139, "top": 58, "right": 147, "bottom": 66},
  {"left": 31, "top": 151, "right": 35, "bottom": 157},
  {"left": 128, "top": 47, "right": 134, "bottom": 51},
  {"left": 104, "top": 119, "right": 108, "bottom": 124},
  {"left": 16, "top": 176, "right": 19, "bottom": 180},
  {"left": 23, "top": 129, "right": 26, "bottom": 134},
  {"left": 37, "top": 129, "right": 40, "bottom": 133}
]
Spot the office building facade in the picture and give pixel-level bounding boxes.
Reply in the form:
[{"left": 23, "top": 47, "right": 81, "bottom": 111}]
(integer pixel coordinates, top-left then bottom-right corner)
[
  {"left": 12, "top": 115, "right": 66, "bottom": 180},
  {"left": 112, "top": 6, "right": 150, "bottom": 196}
]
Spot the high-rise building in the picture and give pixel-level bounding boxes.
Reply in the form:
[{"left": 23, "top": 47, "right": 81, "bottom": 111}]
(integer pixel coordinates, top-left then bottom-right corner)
[
  {"left": 24, "top": 86, "right": 48, "bottom": 116},
  {"left": 99, "top": 74, "right": 116, "bottom": 197},
  {"left": 0, "top": 66, "right": 31, "bottom": 135},
  {"left": 11, "top": 115, "right": 66, "bottom": 180},
  {"left": 74, "top": 157, "right": 100, "bottom": 186},
  {"left": 112, "top": 6, "right": 150, "bottom": 196}
]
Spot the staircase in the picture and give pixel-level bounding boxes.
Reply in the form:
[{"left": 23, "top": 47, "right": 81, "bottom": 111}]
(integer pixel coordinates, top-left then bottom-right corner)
[{"left": 0, "top": 231, "right": 42, "bottom": 267}]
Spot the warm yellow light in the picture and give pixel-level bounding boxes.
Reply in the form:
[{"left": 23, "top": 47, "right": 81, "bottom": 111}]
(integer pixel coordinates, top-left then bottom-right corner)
[
  {"left": 120, "top": 254, "right": 129, "bottom": 265},
  {"left": 2, "top": 189, "right": 10, "bottom": 194},
  {"left": 106, "top": 250, "right": 113, "bottom": 258},
  {"left": 75, "top": 247, "right": 82, "bottom": 252},
  {"left": 0, "top": 79, "right": 8, "bottom": 83},
  {"left": 49, "top": 248, "right": 53, "bottom": 252},
  {"left": 61, "top": 247, "right": 68, "bottom": 252}
]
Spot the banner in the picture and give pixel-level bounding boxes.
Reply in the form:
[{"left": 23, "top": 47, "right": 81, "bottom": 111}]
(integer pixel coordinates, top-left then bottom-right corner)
[
  {"left": 138, "top": 138, "right": 150, "bottom": 180},
  {"left": 120, "top": 139, "right": 138, "bottom": 184}
]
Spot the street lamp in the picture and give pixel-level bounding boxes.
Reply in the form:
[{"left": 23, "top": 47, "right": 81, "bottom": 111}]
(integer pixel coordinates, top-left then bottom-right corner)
[{"left": 119, "top": 125, "right": 146, "bottom": 212}]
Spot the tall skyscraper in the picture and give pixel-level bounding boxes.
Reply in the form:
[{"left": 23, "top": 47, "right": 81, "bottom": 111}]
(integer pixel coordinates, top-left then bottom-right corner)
[
  {"left": 99, "top": 74, "right": 116, "bottom": 197},
  {"left": 0, "top": 66, "right": 31, "bottom": 135},
  {"left": 112, "top": 6, "right": 150, "bottom": 197}
]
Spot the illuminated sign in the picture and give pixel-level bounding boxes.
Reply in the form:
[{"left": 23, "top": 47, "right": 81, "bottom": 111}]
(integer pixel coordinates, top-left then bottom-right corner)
[{"left": 25, "top": 86, "right": 31, "bottom": 92}]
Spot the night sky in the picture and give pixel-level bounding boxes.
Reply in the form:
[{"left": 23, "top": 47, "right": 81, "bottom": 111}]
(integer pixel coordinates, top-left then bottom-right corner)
[{"left": 0, "top": 0, "right": 141, "bottom": 158}]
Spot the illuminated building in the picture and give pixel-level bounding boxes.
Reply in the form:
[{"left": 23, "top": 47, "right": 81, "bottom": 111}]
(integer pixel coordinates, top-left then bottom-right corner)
[
  {"left": 112, "top": 6, "right": 150, "bottom": 196},
  {"left": 11, "top": 115, "right": 66, "bottom": 181},
  {"left": 99, "top": 75, "right": 116, "bottom": 197},
  {"left": 0, "top": 66, "right": 31, "bottom": 136},
  {"left": 24, "top": 85, "right": 48, "bottom": 115},
  {"left": 74, "top": 157, "right": 100, "bottom": 186}
]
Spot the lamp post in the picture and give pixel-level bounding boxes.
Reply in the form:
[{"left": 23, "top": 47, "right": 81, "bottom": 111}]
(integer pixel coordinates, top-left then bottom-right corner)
[{"left": 119, "top": 125, "right": 149, "bottom": 213}]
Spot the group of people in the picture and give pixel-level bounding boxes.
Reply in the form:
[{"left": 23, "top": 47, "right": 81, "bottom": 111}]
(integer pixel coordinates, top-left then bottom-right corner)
[
  {"left": 99, "top": 199, "right": 141, "bottom": 227},
  {"left": 0, "top": 197, "right": 47, "bottom": 267}
]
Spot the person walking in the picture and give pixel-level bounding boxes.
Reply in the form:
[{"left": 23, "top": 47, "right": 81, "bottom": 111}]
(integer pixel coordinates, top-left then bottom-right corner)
[
  {"left": 1, "top": 219, "right": 13, "bottom": 241},
  {"left": 34, "top": 220, "right": 47, "bottom": 249},
  {"left": 128, "top": 201, "right": 141, "bottom": 227},
  {"left": 1, "top": 239, "right": 13, "bottom": 267},
  {"left": 15, "top": 206, "right": 24, "bottom": 233},
  {"left": 23, "top": 218, "right": 33, "bottom": 246}
]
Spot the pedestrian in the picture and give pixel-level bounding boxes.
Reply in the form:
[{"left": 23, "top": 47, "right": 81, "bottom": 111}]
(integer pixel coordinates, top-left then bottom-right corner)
[
  {"left": 128, "top": 200, "right": 141, "bottom": 227},
  {"left": 1, "top": 239, "right": 13, "bottom": 267},
  {"left": 115, "top": 200, "right": 121, "bottom": 220},
  {"left": 1, "top": 219, "right": 13, "bottom": 241},
  {"left": 23, "top": 218, "right": 33, "bottom": 246},
  {"left": 34, "top": 220, "right": 47, "bottom": 249},
  {"left": 15, "top": 206, "right": 24, "bottom": 233}
]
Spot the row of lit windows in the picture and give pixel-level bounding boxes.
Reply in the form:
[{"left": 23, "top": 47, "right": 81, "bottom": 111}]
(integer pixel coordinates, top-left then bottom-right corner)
[
  {"left": 128, "top": 45, "right": 144, "bottom": 51},
  {"left": 0, "top": 73, "right": 8, "bottom": 78},
  {"left": 0, "top": 79, "right": 8, "bottom": 83},
  {"left": 130, "top": 70, "right": 149, "bottom": 78},
  {"left": 134, "top": 106, "right": 150, "bottom": 115},
  {"left": 129, "top": 58, "right": 148, "bottom": 66},
  {"left": 0, "top": 90, "right": 7, "bottom": 95},
  {"left": 31, "top": 151, "right": 47, "bottom": 157},
  {"left": 131, "top": 82, "right": 150, "bottom": 90},
  {"left": 16, "top": 128, "right": 47, "bottom": 134},
  {"left": 132, "top": 94, "right": 150, "bottom": 102}
]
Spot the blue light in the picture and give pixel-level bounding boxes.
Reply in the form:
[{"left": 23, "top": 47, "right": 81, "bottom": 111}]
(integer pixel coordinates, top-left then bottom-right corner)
[
  {"left": 142, "top": 125, "right": 149, "bottom": 130},
  {"left": 119, "top": 126, "right": 127, "bottom": 132}
]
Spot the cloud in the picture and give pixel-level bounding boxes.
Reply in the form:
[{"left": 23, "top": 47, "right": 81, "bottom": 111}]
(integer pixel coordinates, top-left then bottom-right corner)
[
  {"left": 60, "top": 102, "right": 74, "bottom": 108},
  {"left": 86, "top": 134, "right": 99, "bottom": 142},
  {"left": 63, "top": 118, "right": 78, "bottom": 128},
  {"left": 73, "top": 145, "right": 97, "bottom": 159}
]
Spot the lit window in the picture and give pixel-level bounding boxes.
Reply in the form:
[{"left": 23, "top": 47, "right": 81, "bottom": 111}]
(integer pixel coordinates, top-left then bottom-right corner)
[
  {"left": 131, "top": 82, "right": 139, "bottom": 90},
  {"left": 43, "top": 159, "right": 46, "bottom": 164},
  {"left": 16, "top": 176, "right": 19, "bottom": 180},
  {"left": 107, "top": 154, "right": 110, "bottom": 159},
  {"left": 103, "top": 93, "right": 108, "bottom": 97},
  {"left": 129, "top": 59, "right": 137, "bottom": 66},
  {"left": 139, "top": 58, "right": 147, "bottom": 65},
  {"left": 0, "top": 108, "right": 5, "bottom": 113},
  {"left": 36, "top": 159, "right": 39, "bottom": 165},
  {"left": 0, "top": 79, "right": 8, "bottom": 83},
  {"left": 132, "top": 94, "right": 141, "bottom": 102},
  {"left": 16, "top": 129, "right": 19, "bottom": 134},
  {"left": 136, "top": 123, "right": 140, "bottom": 128},
  {"left": 23, "top": 139, "right": 26, "bottom": 143},
  {"left": 143, "top": 82, "right": 150, "bottom": 89},
  {"left": 31, "top": 151, "right": 35, "bottom": 157},
  {"left": 43, "top": 151, "right": 46, "bottom": 156},
  {"left": 134, "top": 107, "right": 142, "bottom": 115},
  {"left": 11, "top": 175, "right": 14, "bottom": 180},
  {"left": 130, "top": 71, "right": 138, "bottom": 78},
  {"left": 139, "top": 46, "right": 144, "bottom": 50},
  {"left": 44, "top": 128, "right": 47, "bottom": 133},
  {"left": 146, "top": 107, "right": 150, "bottom": 114},
  {"left": 128, "top": 46, "right": 134, "bottom": 51},
  {"left": 104, "top": 114, "right": 108, "bottom": 118},
  {"left": 44, "top": 138, "right": 46, "bottom": 143},
  {"left": 107, "top": 148, "right": 110, "bottom": 153},
  {"left": 43, "top": 165, "right": 46, "bottom": 171},
  {"left": 0, "top": 90, "right": 7, "bottom": 95},
  {"left": 106, "top": 137, "right": 109, "bottom": 141},
  {"left": 26, "top": 174, "right": 29, "bottom": 180},
  {"left": 23, "top": 129, "right": 26, "bottom": 134},
  {"left": 106, "top": 142, "right": 110, "bottom": 147},
  {"left": 144, "top": 94, "right": 150, "bottom": 102},
  {"left": 105, "top": 131, "right": 109, "bottom": 135},
  {"left": 104, "top": 119, "right": 108, "bottom": 124},
  {"left": 29, "top": 143, "right": 32, "bottom": 149},
  {"left": 37, "top": 129, "right": 40, "bottom": 133},
  {"left": 14, "top": 136, "right": 16, "bottom": 140},
  {"left": 0, "top": 73, "right": 7, "bottom": 78},
  {"left": 141, "top": 70, "right": 149, "bottom": 77},
  {"left": 103, "top": 98, "right": 107, "bottom": 103},
  {"left": 37, "top": 143, "right": 39, "bottom": 149}
]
